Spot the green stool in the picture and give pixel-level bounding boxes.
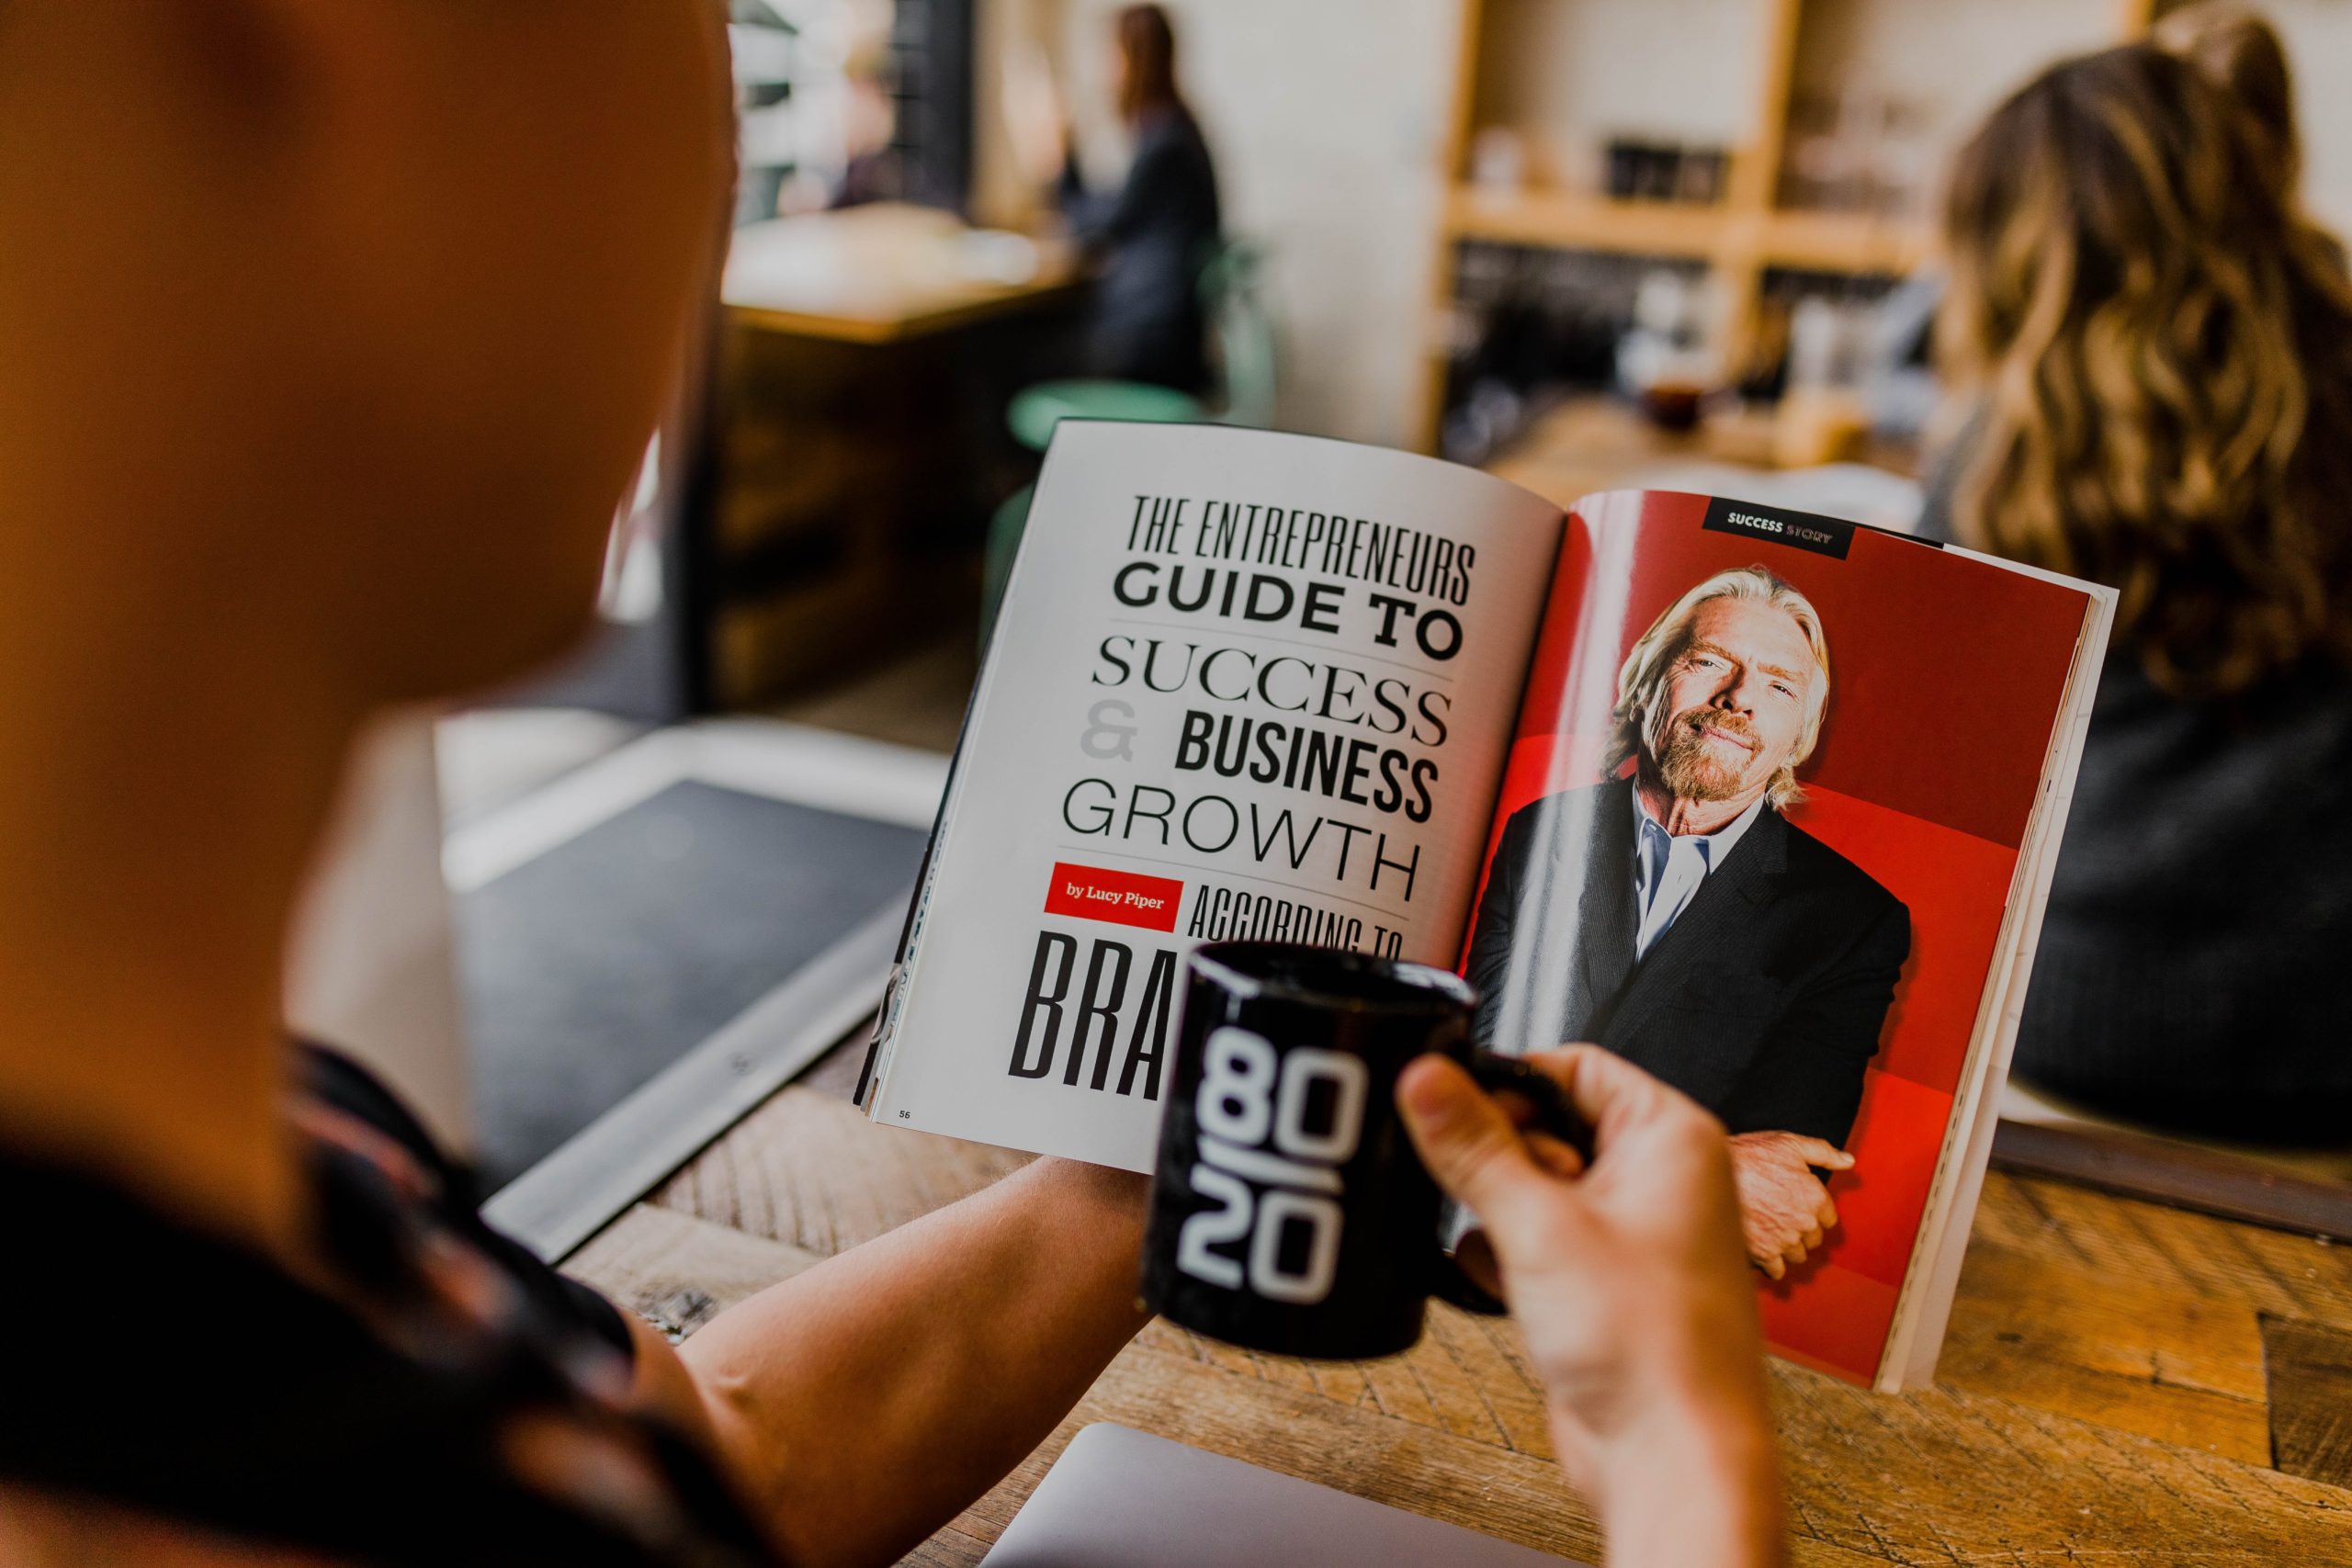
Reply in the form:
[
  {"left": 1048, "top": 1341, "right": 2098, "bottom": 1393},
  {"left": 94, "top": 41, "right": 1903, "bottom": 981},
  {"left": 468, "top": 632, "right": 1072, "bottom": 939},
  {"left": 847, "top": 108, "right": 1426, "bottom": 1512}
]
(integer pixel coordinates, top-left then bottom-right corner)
[
  {"left": 1004, "top": 378, "right": 1204, "bottom": 453},
  {"left": 986, "top": 241, "right": 1277, "bottom": 645},
  {"left": 985, "top": 382, "right": 1203, "bottom": 649}
]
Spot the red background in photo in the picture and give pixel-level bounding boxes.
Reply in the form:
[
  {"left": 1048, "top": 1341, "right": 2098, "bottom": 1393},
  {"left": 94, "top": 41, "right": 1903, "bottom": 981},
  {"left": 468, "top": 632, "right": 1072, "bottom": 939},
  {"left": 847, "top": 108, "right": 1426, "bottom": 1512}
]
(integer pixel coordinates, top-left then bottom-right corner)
[{"left": 1464, "top": 491, "right": 2090, "bottom": 1383}]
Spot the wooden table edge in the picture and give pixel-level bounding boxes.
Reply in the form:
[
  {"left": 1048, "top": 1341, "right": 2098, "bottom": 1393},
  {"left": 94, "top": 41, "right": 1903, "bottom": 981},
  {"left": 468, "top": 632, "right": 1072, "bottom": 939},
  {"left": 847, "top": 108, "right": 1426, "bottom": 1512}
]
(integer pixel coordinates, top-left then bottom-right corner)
[{"left": 725, "top": 277, "right": 1087, "bottom": 345}]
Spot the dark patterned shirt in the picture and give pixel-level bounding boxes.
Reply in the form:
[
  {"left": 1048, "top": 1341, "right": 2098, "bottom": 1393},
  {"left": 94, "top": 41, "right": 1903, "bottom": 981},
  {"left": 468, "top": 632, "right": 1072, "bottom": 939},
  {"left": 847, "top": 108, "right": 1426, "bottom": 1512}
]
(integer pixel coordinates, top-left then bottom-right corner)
[{"left": 0, "top": 1046, "right": 782, "bottom": 1566}]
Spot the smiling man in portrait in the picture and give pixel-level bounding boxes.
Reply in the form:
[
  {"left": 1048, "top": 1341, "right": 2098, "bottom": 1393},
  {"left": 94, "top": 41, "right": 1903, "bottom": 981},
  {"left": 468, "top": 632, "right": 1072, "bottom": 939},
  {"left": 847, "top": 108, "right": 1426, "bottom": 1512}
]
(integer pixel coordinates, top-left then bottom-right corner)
[{"left": 1465, "top": 566, "right": 1910, "bottom": 1280}]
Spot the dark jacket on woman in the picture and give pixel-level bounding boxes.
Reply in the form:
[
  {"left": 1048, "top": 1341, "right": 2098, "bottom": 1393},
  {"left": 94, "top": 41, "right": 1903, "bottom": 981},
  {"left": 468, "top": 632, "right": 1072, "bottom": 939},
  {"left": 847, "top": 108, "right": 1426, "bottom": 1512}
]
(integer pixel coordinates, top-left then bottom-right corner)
[
  {"left": 1058, "top": 107, "right": 1222, "bottom": 394},
  {"left": 2010, "top": 652, "right": 2352, "bottom": 1143},
  {"left": 1921, "top": 451, "right": 2352, "bottom": 1144}
]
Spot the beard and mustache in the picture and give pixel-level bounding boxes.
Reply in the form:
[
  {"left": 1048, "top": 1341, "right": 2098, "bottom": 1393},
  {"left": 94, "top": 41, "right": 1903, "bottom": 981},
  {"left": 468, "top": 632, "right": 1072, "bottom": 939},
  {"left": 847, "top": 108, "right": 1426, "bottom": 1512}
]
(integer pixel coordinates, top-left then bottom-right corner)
[{"left": 1649, "top": 705, "right": 1766, "bottom": 802}]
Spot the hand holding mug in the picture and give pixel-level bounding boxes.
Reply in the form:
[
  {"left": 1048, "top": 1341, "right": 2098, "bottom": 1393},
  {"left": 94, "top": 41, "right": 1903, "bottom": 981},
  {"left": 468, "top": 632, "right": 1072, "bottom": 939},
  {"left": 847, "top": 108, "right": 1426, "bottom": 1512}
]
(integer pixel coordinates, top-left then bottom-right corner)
[
  {"left": 1139, "top": 944, "right": 1589, "bottom": 1360},
  {"left": 1398, "top": 1045, "right": 1787, "bottom": 1567}
]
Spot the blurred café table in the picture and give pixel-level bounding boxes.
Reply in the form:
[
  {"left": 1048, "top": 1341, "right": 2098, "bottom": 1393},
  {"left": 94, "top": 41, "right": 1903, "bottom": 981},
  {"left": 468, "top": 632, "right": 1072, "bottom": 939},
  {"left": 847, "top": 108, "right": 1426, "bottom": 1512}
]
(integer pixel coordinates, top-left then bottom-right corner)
[
  {"left": 567, "top": 1033, "right": 2352, "bottom": 1566},
  {"left": 724, "top": 202, "right": 1081, "bottom": 344},
  {"left": 693, "top": 205, "right": 1085, "bottom": 707},
  {"left": 1485, "top": 393, "right": 1924, "bottom": 531}
]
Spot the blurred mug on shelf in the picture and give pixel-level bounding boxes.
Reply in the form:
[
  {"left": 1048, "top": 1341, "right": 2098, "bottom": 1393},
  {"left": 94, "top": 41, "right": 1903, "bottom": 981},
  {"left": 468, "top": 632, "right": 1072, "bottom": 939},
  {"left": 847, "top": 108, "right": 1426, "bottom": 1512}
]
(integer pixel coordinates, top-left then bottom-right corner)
[
  {"left": 1467, "top": 126, "right": 1527, "bottom": 196},
  {"left": 1602, "top": 136, "right": 1729, "bottom": 206},
  {"left": 1780, "top": 89, "right": 1933, "bottom": 218},
  {"left": 1619, "top": 268, "right": 1721, "bottom": 431}
]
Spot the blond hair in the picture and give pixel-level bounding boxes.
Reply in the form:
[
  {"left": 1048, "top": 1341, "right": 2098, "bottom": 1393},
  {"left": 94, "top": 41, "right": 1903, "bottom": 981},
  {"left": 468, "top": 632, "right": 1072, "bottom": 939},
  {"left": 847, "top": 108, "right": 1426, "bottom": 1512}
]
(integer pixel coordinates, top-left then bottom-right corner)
[
  {"left": 1602, "top": 566, "right": 1831, "bottom": 811},
  {"left": 1939, "top": 42, "right": 2352, "bottom": 699}
]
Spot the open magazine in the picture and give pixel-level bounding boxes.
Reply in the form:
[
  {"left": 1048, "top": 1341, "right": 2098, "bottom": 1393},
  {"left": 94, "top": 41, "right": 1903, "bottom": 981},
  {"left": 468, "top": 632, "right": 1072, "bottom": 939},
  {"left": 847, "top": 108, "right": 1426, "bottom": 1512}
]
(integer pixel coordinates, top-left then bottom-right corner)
[{"left": 856, "top": 421, "right": 2114, "bottom": 1390}]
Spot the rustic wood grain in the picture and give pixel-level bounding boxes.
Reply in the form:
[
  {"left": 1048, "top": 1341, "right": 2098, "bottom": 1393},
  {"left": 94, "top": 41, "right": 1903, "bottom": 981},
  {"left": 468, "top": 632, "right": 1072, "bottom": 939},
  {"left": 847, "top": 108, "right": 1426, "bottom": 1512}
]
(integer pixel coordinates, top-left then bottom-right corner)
[
  {"left": 1938, "top": 1238, "right": 2271, "bottom": 1462},
  {"left": 1001, "top": 1303, "right": 2352, "bottom": 1565},
  {"left": 1973, "top": 1168, "right": 2352, "bottom": 1331},
  {"left": 947, "top": 1340, "right": 2352, "bottom": 1568},
  {"left": 650, "top": 1087, "right": 1031, "bottom": 1253},
  {"left": 563, "top": 1202, "right": 820, "bottom": 1338},
  {"left": 930, "top": 1347, "right": 1619, "bottom": 1567},
  {"left": 607, "top": 1084, "right": 2352, "bottom": 1566},
  {"left": 1761, "top": 1359, "right": 2350, "bottom": 1565},
  {"left": 2264, "top": 1314, "right": 2352, "bottom": 1489}
]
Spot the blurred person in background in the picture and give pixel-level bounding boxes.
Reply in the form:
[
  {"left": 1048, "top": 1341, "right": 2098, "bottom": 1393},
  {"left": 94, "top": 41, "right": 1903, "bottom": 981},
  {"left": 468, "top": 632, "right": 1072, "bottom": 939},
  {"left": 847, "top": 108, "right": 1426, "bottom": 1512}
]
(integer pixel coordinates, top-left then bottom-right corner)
[
  {"left": 1016, "top": 4, "right": 1222, "bottom": 394},
  {"left": 0, "top": 6, "right": 1783, "bottom": 1566},
  {"left": 828, "top": 56, "right": 907, "bottom": 209},
  {"left": 1922, "top": 28, "right": 2352, "bottom": 1145}
]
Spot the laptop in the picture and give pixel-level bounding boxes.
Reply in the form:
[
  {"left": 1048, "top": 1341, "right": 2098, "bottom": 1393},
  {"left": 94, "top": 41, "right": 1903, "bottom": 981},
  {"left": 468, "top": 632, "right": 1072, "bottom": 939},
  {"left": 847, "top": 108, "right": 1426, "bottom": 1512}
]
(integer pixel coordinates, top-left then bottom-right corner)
[{"left": 980, "top": 1423, "right": 1588, "bottom": 1567}]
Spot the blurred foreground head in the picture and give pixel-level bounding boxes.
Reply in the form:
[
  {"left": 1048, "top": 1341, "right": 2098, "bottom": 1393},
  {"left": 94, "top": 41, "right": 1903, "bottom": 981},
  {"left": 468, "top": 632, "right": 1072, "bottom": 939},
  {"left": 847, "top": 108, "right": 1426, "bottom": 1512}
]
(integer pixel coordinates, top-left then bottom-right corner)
[
  {"left": 1938, "top": 39, "right": 2352, "bottom": 699},
  {"left": 0, "top": 5, "right": 731, "bottom": 710}
]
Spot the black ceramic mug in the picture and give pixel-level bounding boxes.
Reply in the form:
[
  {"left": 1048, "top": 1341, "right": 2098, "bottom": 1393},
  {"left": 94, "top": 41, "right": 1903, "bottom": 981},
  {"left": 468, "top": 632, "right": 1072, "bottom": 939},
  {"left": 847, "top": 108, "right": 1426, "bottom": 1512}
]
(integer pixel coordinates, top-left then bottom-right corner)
[{"left": 1139, "top": 941, "right": 1590, "bottom": 1360}]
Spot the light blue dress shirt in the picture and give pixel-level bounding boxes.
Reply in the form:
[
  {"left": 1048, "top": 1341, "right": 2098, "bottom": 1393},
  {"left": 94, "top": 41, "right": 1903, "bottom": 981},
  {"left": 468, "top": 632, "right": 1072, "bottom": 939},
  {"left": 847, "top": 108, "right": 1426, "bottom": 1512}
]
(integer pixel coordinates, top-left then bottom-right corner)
[{"left": 1631, "top": 790, "right": 1767, "bottom": 958}]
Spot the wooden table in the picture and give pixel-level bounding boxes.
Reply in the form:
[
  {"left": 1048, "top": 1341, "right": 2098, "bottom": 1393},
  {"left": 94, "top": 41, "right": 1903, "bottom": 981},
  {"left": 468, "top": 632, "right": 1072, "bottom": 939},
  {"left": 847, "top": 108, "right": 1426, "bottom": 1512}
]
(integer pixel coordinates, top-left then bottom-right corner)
[
  {"left": 566, "top": 1044, "right": 2352, "bottom": 1565},
  {"left": 723, "top": 204, "right": 1082, "bottom": 344},
  {"left": 696, "top": 205, "right": 1089, "bottom": 705},
  {"left": 1486, "top": 395, "right": 1923, "bottom": 518}
]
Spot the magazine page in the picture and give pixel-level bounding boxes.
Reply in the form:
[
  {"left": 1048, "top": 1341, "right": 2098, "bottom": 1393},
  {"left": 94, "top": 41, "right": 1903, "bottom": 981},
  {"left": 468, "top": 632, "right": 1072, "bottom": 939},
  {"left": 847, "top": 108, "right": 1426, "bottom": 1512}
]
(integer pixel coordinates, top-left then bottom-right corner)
[
  {"left": 1883, "top": 548, "right": 2115, "bottom": 1390},
  {"left": 1462, "top": 489, "right": 2098, "bottom": 1386},
  {"left": 868, "top": 422, "right": 1563, "bottom": 1169}
]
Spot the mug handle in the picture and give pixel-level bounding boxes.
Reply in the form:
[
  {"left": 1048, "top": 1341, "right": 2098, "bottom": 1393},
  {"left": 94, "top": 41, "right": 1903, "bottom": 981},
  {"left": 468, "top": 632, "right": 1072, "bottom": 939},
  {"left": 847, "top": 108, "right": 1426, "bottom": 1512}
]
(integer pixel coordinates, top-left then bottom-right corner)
[{"left": 1428, "top": 1051, "right": 1596, "bottom": 1317}]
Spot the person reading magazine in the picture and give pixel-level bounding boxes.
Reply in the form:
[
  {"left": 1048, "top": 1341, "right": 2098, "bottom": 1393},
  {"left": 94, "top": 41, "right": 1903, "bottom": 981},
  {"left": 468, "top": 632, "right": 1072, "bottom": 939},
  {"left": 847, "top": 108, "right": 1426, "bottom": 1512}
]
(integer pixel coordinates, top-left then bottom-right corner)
[{"left": 2, "top": 7, "right": 1795, "bottom": 1567}]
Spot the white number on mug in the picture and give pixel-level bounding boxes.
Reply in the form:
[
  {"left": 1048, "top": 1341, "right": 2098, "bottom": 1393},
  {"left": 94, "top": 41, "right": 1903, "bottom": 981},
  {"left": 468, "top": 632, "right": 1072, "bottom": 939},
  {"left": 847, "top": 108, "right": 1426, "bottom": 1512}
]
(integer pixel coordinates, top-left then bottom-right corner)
[
  {"left": 1173, "top": 1165, "right": 1252, "bottom": 1289},
  {"left": 1247, "top": 1189, "right": 1343, "bottom": 1303},
  {"left": 1195, "top": 1028, "right": 1277, "bottom": 1146},
  {"left": 1176, "top": 1027, "right": 1370, "bottom": 1304}
]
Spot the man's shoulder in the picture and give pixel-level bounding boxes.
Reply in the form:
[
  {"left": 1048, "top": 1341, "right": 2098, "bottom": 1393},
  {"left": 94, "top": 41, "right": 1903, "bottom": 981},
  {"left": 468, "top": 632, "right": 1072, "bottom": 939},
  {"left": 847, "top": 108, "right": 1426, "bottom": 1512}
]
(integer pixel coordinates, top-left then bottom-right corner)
[
  {"left": 1505, "top": 778, "right": 1628, "bottom": 829},
  {"left": 1490, "top": 779, "right": 1628, "bottom": 874},
  {"left": 1775, "top": 812, "right": 1908, "bottom": 924}
]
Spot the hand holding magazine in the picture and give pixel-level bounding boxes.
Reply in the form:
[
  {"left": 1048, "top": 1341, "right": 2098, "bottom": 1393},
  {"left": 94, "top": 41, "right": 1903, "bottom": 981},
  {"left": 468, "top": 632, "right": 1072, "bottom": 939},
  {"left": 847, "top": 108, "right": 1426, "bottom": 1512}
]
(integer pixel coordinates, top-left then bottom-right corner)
[{"left": 857, "top": 422, "right": 2113, "bottom": 1390}]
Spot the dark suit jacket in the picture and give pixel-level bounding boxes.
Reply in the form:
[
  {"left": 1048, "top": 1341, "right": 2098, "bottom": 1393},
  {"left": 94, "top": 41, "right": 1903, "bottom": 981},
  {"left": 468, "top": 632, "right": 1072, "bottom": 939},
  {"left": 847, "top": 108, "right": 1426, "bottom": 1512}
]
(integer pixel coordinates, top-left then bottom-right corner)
[
  {"left": 1057, "top": 109, "right": 1222, "bottom": 394},
  {"left": 1464, "top": 778, "right": 1909, "bottom": 1146}
]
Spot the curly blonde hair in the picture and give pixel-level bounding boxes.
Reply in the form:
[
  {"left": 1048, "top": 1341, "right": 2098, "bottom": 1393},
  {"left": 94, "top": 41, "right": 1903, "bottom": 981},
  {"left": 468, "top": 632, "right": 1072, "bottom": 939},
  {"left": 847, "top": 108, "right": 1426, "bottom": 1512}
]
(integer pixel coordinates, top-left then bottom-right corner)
[{"left": 1938, "top": 41, "right": 2352, "bottom": 698}]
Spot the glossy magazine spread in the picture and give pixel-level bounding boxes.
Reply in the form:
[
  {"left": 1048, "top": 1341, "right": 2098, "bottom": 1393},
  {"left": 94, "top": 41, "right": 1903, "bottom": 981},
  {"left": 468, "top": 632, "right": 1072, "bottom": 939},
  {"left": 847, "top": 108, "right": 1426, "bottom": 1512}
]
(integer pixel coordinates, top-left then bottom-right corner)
[{"left": 858, "top": 422, "right": 2113, "bottom": 1387}]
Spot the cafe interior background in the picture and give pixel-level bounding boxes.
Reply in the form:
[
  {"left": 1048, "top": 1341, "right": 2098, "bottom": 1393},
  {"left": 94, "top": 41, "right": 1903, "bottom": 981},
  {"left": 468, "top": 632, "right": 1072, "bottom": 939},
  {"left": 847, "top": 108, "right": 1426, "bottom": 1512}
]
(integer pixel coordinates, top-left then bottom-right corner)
[{"left": 287, "top": 0, "right": 2352, "bottom": 1332}]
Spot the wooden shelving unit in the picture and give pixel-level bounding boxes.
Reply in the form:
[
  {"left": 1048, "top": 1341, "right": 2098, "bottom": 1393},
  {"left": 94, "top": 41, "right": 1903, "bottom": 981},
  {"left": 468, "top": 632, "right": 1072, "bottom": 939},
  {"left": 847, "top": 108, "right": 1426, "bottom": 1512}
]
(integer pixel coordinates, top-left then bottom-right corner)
[
  {"left": 1755, "top": 208, "right": 1932, "bottom": 274},
  {"left": 1415, "top": 0, "right": 2163, "bottom": 451},
  {"left": 1442, "top": 187, "right": 1935, "bottom": 273},
  {"left": 1444, "top": 188, "right": 1728, "bottom": 259}
]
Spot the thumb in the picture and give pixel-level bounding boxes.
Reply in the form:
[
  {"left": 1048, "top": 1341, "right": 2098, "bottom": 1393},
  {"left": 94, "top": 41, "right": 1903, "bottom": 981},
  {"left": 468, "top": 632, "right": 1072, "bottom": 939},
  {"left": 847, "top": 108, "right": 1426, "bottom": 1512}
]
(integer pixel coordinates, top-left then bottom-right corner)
[
  {"left": 1397, "top": 1056, "right": 1548, "bottom": 1227},
  {"left": 1789, "top": 1136, "right": 1855, "bottom": 1170}
]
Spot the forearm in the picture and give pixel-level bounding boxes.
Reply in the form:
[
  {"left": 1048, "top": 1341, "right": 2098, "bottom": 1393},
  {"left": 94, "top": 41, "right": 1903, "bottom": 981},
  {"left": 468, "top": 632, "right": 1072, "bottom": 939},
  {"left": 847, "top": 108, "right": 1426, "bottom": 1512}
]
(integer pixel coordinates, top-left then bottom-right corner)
[
  {"left": 673, "top": 1156, "right": 1150, "bottom": 1568},
  {"left": 1589, "top": 1402, "right": 1786, "bottom": 1568}
]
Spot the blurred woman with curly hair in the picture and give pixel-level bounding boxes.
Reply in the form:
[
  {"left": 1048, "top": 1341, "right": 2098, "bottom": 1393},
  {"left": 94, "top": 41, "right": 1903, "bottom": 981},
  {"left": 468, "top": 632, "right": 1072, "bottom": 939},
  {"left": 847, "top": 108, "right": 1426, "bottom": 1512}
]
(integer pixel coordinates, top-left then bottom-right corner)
[{"left": 1925, "top": 24, "right": 2352, "bottom": 1143}]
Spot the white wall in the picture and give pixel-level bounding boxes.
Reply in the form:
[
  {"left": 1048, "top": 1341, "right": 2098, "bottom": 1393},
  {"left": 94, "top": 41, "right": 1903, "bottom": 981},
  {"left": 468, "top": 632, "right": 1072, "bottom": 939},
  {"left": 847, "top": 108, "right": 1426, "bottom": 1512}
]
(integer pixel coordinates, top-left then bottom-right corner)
[
  {"left": 1791, "top": 0, "right": 2118, "bottom": 175},
  {"left": 1475, "top": 0, "right": 1766, "bottom": 187},
  {"left": 1792, "top": 0, "right": 2352, "bottom": 237},
  {"left": 979, "top": 0, "right": 1464, "bottom": 448},
  {"left": 2262, "top": 0, "right": 2352, "bottom": 238}
]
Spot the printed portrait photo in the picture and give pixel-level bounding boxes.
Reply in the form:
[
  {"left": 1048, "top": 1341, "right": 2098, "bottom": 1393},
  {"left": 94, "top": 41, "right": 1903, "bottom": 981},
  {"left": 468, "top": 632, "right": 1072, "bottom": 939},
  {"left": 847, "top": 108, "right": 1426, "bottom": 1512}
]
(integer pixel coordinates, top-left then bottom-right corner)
[
  {"left": 1465, "top": 566, "right": 1911, "bottom": 1286},
  {"left": 1460, "top": 492, "right": 2087, "bottom": 1380}
]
